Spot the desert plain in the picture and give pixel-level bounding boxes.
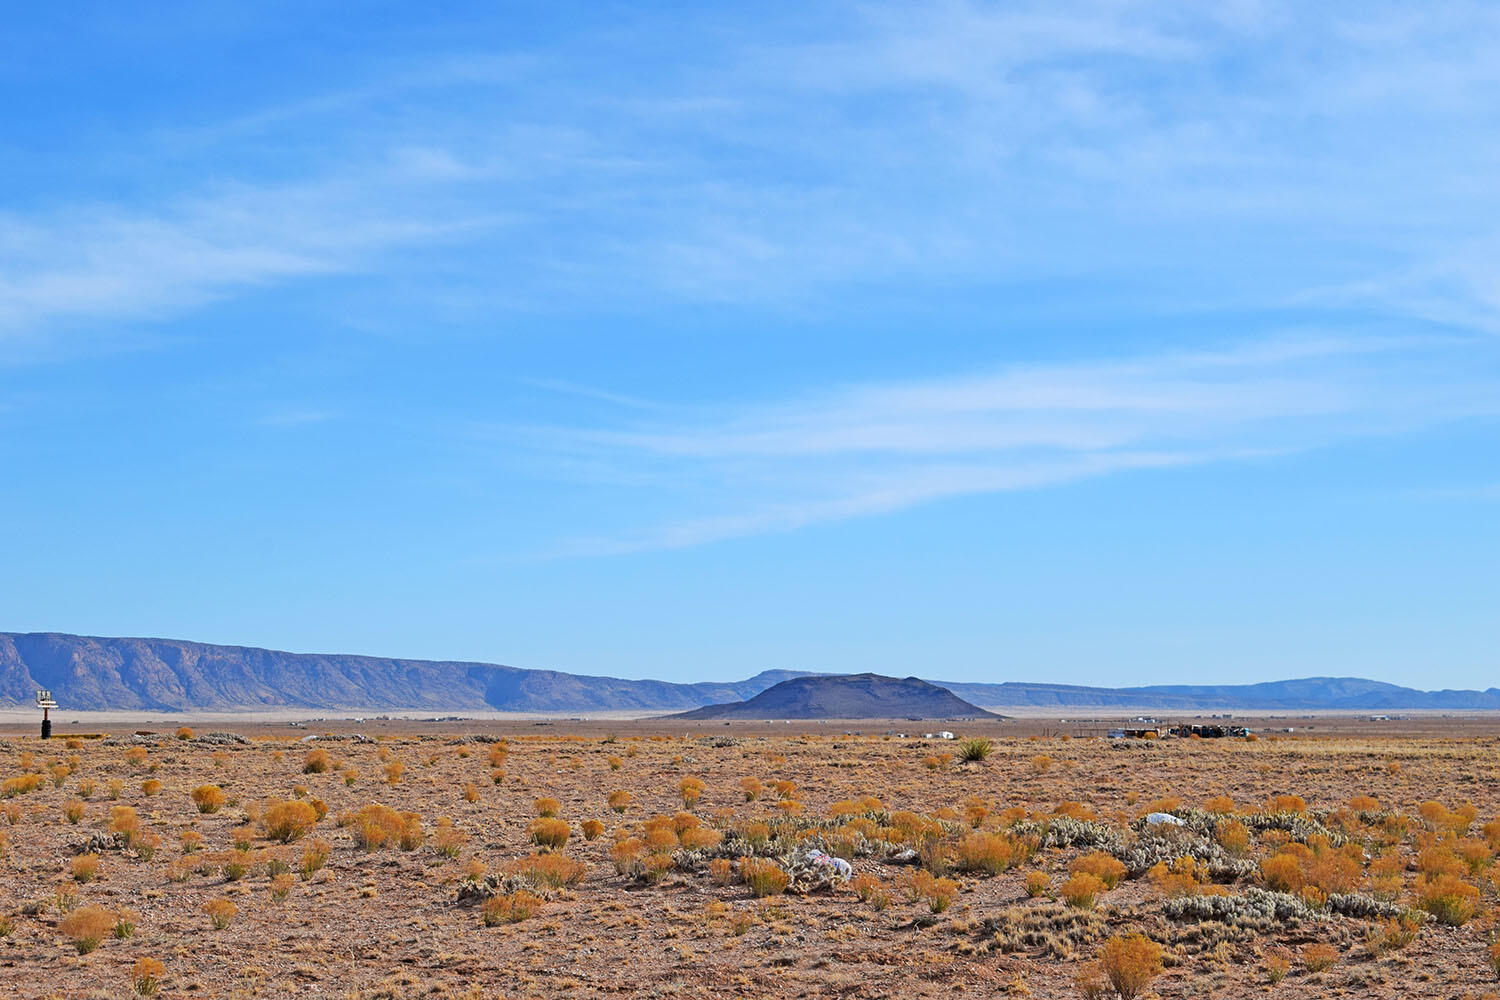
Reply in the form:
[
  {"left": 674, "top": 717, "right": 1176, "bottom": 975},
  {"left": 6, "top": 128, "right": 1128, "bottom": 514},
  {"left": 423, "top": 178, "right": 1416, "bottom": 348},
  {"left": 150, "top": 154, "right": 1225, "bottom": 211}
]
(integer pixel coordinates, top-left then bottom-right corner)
[{"left": 1, "top": 715, "right": 1499, "bottom": 999}]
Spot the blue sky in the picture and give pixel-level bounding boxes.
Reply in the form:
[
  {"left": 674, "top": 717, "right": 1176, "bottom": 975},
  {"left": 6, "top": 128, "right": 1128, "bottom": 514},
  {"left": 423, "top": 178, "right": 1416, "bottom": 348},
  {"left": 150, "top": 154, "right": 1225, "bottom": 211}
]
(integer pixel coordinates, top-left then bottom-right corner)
[{"left": 3, "top": 2, "right": 1498, "bottom": 688}]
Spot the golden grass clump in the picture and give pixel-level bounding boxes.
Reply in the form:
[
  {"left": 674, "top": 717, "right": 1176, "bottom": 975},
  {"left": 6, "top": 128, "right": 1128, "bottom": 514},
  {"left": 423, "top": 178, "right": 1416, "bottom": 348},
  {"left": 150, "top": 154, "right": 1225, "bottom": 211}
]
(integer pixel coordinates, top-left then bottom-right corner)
[
  {"left": 1302, "top": 942, "right": 1338, "bottom": 973},
  {"left": 1098, "top": 933, "right": 1163, "bottom": 999},
  {"left": 953, "top": 831, "right": 1028, "bottom": 875},
  {"left": 63, "top": 799, "right": 86, "bottom": 824},
  {"left": 203, "top": 898, "right": 237, "bottom": 930},
  {"left": 1070, "top": 851, "right": 1126, "bottom": 889},
  {"left": 482, "top": 890, "right": 542, "bottom": 925},
  {"left": 1060, "top": 872, "right": 1106, "bottom": 909},
  {"left": 509, "top": 852, "right": 587, "bottom": 887},
  {"left": 262, "top": 799, "right": 319, "bottom": 843},
  {"left": 351, "top": 804, "right": 411, "bottom": 851},
  {"left": 1025, "top": 869, "right": 1051, "bottom": 898},
  {"left": 303, "top": 749, "right": 331, "bottom": 774},
  {"left": 607, "top": 789, "right": 631, "bottom": 814},
  {"left": 301, "top": 838, "right": 332, "bottom": 878},
  {"left": 1, "top": 773, "right": 45, "bottom": 798},
  {"left": 534, "top": 797, "right": 560, "bottom": 818},
  {"left": 530, "top": 817, "right": 571, "bottom": 849},
  {"left": 132, "top": 956, "right": 165, "bottom": 996},
  {"left": 680, "top": 777, "right": 705, "bottom": 809},
  {"left": 70, "top": 853, "right": 101, "bottom": 883},
  {"left": 190, "top": 785, "right": 225, "bottom": 814},
  {"left": 740, "top": 777, "right": 763, "bottom": 801},
  {"left": 581, "top": 819, "right": 604, "bottom": 841},
  {"left": 175, "top": 727, "right": 193, "bottom": 740},
  {"left": 59, "top": 905, "right": 115, "bottom": 953},
  {"left": 1414, "top": 873, "right": 1480, "bottom": 926},
  {"left": 738, "top": 857, "right": 789, "bottom": 897}
]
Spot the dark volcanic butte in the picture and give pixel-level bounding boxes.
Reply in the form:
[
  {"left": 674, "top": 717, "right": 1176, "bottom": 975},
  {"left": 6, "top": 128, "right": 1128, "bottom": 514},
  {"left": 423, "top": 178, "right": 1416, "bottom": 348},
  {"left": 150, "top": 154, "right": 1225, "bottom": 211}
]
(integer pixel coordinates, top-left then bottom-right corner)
[{"left": 673, "top": 674, "right": 998, "bottom": 720}]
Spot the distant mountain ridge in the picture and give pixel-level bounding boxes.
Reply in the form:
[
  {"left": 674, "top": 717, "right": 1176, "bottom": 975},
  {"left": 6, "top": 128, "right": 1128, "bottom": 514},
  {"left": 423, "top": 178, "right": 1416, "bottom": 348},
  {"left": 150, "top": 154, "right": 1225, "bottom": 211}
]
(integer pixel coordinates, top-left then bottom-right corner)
[
  {"left": 1, "top": 632, "right": 1497, "bottom": 713},
  {"left": 673, "top": 673, "right": 997, "bottom": 720},
  {"left": 0, "top": 632, "right": 808, "bottom": 712}
]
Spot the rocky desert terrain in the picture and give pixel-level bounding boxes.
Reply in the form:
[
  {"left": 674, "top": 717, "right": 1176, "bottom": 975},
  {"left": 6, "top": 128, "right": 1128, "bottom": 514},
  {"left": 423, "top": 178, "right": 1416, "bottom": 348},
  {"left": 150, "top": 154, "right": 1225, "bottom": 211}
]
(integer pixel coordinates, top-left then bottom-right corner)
[{"left": 2, "top": 717, "right": 1499, "bottom": 999}]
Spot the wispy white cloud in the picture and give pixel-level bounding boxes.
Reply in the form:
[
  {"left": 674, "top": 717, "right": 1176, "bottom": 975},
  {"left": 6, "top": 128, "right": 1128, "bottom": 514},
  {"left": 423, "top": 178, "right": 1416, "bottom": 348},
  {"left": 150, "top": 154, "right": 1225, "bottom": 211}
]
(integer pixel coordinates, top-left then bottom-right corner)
[
  {"left": 526, "top": 335, "right": 1500, "bottom": 554},
  {"left": 0, "top": 169, "right": 497, "bottom": 347}
]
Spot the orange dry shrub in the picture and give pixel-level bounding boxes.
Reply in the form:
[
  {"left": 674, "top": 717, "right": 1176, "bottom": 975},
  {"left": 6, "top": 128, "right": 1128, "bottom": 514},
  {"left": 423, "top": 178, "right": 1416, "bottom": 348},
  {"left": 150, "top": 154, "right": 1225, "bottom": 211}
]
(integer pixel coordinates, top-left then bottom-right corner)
[
  {"left": 70, "top": 853, "right": 101, "bottom": 883},
  {"left": 1098, "top": 934, "right": 1163, "bottom": 999},
  {"left": 132, "top": 956, "right": 165, "bottom": 996},
  {"left": 643, "top": 815, "right": 679, "bottom": 852},
  {"left": 772, "top": 780, "right": 797, "bottom": 800},
  {"left": 1025, "top": 870, "right": 1051, "bottom": 898},
  {"left": 303, "top": 749, "right": 330, "bottom": 774},
  {"left": 203, "top": 898, "right": 237, "bottom": 930},
  {"left": 534, "top": 798, "right": 560, "bottom": 818},
  {"left": 488, "top": 744, "right": 508, "bottom": 768},
  {"left": 300, "top": 838, "right": 332, "bottom": 878},
  {"left": 270, "top": 872, "right": 295, "bottom": 901},
  {"left": 739, "top": 857, "right": 789, "bottom": 897},
  {"left": 740, "top": 777, "right": 763, "bottom": 801},
  {"left": 906, "top": 870, "right": 959, "bottom": 913},
  {"left": 1060, "top": 872, "right": 1106, "bottom": 909},
  {"left": 175, "top": 726, "right": 194, "bottom": 740},
  {"left": 123, "top": 746, "right": 148, "bottom": 768},
  {"left": 2, "top": 773, "right": 45, "bottom": 797},
  {"left": 608, "top": 790, "right": 631, "bottom": 814},
  {"left": 1302, "top": 942, "right": 1338, "bottom": 973},
  {"left": 141, "top": 779, "right": 161, "bottom": 797},
  {"left": 63, "top": 800, "right": 86, "bottom": 824},
  {"left": 351, "top": 804, "right": 409, "bottom": 851},
  {"left": 262, "top": 800, "right": 319, "bottom": 843},
  {"left": 510, "top": 852, "right": 587, "bottom": 887},
  {"left": 1215, "top": 819, "right": 1251, "bottom": 857},
  {"left": 581, "top": 819, "right": 604, "bottom": 841},
  {"left": 383, "top": 761, "right": 403, "bottom": 785},
  {"left": 462, "top": 782, "right": 479, "bottom": 803},
  {"left": 59, "top": 905, "right": 115, "bottom": 953},
  {"left": 1030, "top": 755, "right": 1052, "bottom": 773},
  {"left": 49, "top": 764, "right": 70, "bottom": 788},
  {"left": 1414, "top": 873, "right": 1480, "bottom": 926},
  {"left": 1267, "top": 795, "right": 1307, "bottom": 814},
  {"left": 1366, "top": 913, "right": 1421, "bottom": 956},
  {"left": 708, "top": 858, "right": 736, "bottom": 886},
  {"left": 606, "top": 755, "right": 623, "bottom": 771},
  {"left": 1148, "top": 856, "right": 1226, "bottom": 899},
  {"left": 1204, "top": 796, "right": 1235, "bottom": 814},
  {"left": 953, "top": 831, "right": 1028, "bottom": 875},
  {"left": 1261, "top": 852, "right": 1303, "bottom": 893},
  {"left": 610, "top": 837, "right": 647, "bottom": 878},
  {"left": 190, "top": 785, "right": 225, "bottom": 815},
  {"left": 680, "top": 777, "right": 705, "bottom": 809},
  {"left": 964, "top": 802, "right": 989, "bottom": 828},
  {"left": 109, "top": 805, "right": 141, "bottom": 839},
  {"left": 1070, "top": 852, "right": 1126, "bottom": 889},
  {"left": 1349, "top": 795, "right": 1380, "bottom": 812},
  {"left": 530, "top": 817, "right": 570, "bottom": 850},
  {"left": 681, "top": 826, "right": 723, "bottom": 851},
  {"left": 482, "top": 891, "right": 542, "bottom": 925}
]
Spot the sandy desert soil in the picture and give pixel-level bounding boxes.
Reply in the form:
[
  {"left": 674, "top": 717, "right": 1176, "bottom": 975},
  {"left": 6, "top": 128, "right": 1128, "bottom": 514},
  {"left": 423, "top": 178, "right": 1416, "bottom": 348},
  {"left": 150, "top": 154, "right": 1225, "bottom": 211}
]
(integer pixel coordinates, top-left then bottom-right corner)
[{"left": 2, "top": 717, "right": 1499, "bottom": 999}]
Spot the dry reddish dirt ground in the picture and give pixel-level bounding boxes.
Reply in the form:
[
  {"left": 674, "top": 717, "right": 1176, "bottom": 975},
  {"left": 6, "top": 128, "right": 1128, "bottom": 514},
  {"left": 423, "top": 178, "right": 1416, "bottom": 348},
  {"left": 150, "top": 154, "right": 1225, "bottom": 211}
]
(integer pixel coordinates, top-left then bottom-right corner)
[{"left": 2, "top": 716, "right": 1500, "bottom": 1000}]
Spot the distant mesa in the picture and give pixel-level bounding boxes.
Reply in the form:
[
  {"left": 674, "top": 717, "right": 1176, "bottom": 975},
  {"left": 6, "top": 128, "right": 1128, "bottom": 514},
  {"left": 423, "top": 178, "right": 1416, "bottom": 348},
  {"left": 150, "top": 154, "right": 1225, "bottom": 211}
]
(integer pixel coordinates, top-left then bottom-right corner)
[{"left": 670, "top": 673, "right": 998, "bottom": 720}]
